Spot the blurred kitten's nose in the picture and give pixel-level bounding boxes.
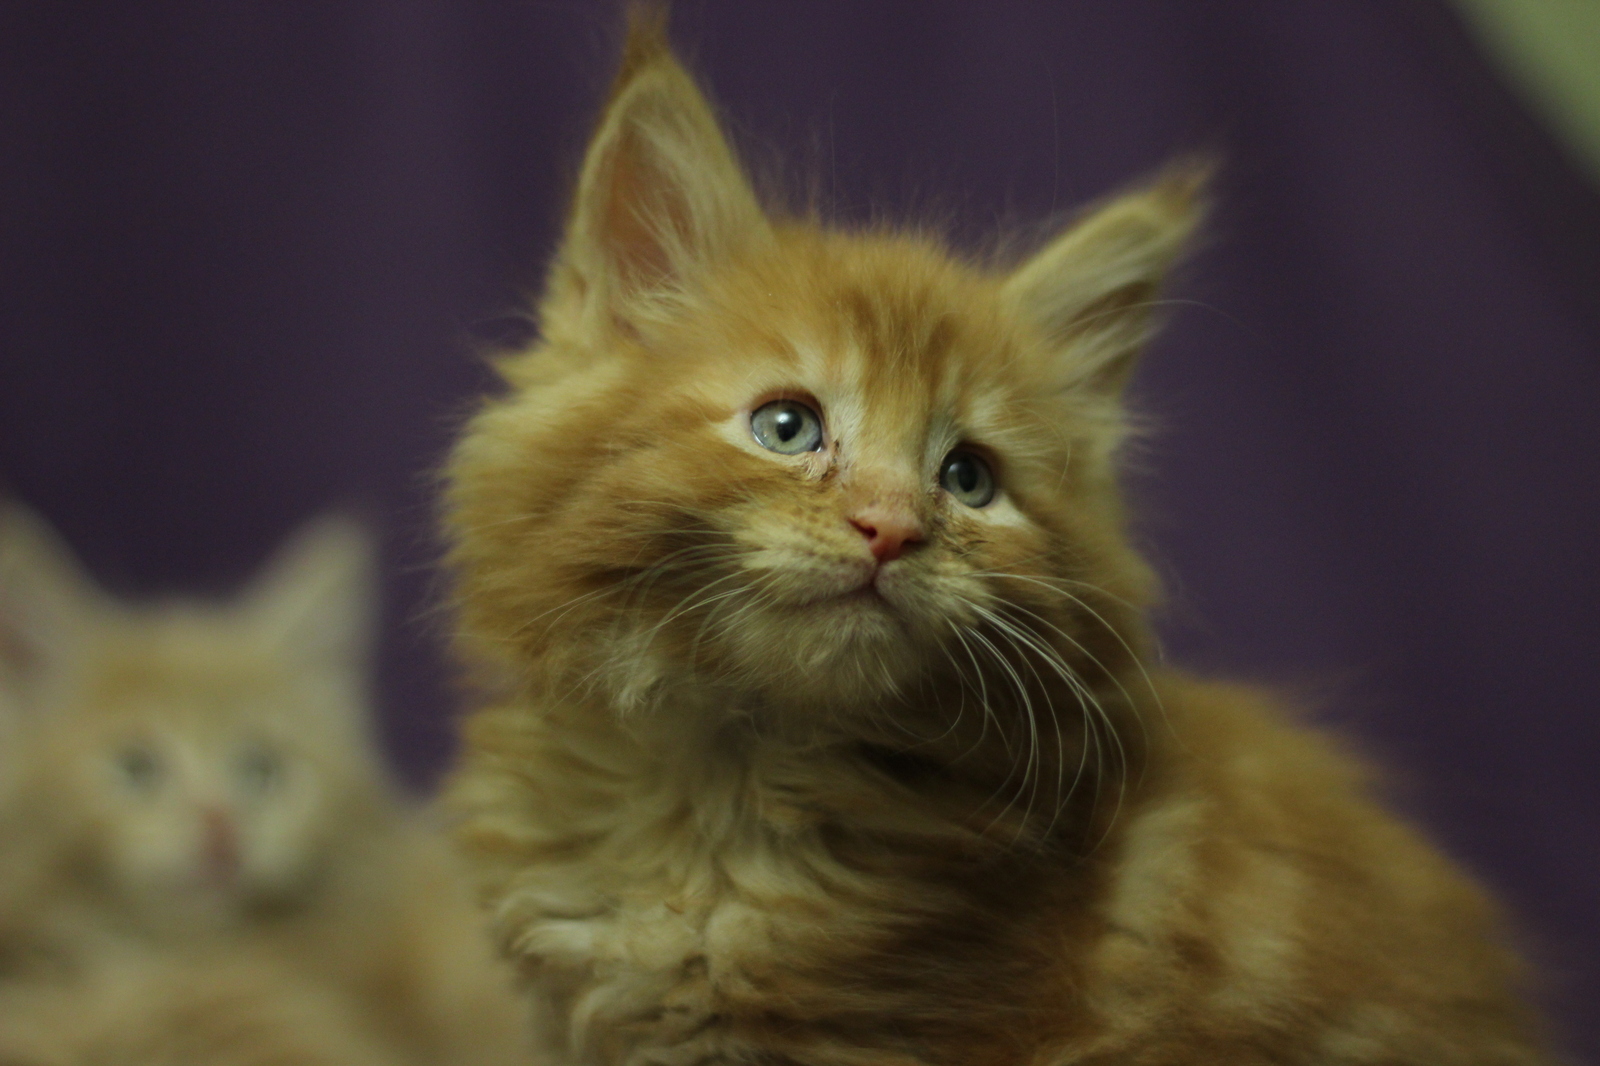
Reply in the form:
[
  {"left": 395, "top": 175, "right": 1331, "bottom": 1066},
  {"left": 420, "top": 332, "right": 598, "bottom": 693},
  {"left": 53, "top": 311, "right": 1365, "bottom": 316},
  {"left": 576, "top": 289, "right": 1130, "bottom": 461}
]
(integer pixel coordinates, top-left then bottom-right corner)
[
  {"left": 201, "top": 807, "right": 240, "bottom": 877},
  {"left": 849, "top": 509, "right": 923, "bottom": 563}
]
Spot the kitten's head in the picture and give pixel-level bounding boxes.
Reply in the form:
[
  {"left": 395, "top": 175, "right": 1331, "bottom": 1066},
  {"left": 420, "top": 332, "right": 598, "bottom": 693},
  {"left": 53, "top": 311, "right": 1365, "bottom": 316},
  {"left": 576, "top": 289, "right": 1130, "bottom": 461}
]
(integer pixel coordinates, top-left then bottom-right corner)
[
  {"left": 447, "top": 14, "right": 1202, "bottom": 724},
  {"left": 0, "top": 508, "right": 389, "bottom": 933}
]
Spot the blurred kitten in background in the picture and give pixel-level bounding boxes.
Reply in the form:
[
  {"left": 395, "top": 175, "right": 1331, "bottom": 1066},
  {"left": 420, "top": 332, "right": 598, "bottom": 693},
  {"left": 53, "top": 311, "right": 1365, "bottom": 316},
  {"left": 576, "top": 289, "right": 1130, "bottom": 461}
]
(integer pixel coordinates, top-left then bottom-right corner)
[
  {"left": 0, "top": 948, "right": 408, "bottom": 1066},
  {"left": 0, "top": 504, "right": 530, "bottom": 1066},
  {"left": 0, "top": 508, "right": 389, "bottom": 942}
]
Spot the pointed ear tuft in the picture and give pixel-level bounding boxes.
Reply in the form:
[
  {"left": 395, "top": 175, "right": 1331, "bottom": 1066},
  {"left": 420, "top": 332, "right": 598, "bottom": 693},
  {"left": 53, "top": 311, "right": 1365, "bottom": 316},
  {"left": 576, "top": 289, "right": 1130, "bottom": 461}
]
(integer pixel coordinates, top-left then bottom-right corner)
[
  {"left": 1004, "top": 158, "right": 1211, "bottom": 394},
  {"left": 614, "top": 3, "right": 674, "bottom": 90},
  {"left": 238, "top": 514, "right": 377, "bottom": 671},
  {"left": 0, "top": 503, "right": 104, "bottom": 684},
  {"left": 551, "top": 4, "right": 770, "bottom": 336}
]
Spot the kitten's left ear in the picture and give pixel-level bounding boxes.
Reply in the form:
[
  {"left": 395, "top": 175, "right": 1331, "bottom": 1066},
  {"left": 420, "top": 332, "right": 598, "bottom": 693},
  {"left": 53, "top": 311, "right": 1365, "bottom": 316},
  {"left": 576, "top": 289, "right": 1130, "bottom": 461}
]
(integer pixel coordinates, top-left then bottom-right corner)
[
  {"left": 1004, "top": 161, "right": 1209, "bottom": 394},
  {"left": 238, "top": 515, "right": 377, "bottom": 670},
  {"left": 0, "top": 503, "right": 108, "bottom": 686},
  {"left": 550, "top": 5, "right": 772, "bottom": 336}
]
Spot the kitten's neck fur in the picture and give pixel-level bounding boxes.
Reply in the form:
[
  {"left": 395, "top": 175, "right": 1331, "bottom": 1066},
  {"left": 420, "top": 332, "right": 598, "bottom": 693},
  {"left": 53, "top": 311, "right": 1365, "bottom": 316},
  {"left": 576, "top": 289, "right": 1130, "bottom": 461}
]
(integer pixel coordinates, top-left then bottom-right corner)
[{"left": 534, "top": 630, "right": 1151, "bottom": 861}]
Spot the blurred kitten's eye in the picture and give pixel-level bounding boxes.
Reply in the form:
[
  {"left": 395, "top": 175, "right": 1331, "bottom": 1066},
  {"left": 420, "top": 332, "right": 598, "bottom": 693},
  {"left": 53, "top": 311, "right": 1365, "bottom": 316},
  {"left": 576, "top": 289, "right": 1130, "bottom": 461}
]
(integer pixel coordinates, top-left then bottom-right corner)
[
  {"left": 939, "top": 451, "right": 996, "bottom": 508},
  {"left": 236, "top": 746, "right": 282, "bottom": 795},
  {"left": 115, "top": 747, "right": 162, "bottom": 791},
  {"left": 750, "top": 400, "right": 824, "bottom": 455}
]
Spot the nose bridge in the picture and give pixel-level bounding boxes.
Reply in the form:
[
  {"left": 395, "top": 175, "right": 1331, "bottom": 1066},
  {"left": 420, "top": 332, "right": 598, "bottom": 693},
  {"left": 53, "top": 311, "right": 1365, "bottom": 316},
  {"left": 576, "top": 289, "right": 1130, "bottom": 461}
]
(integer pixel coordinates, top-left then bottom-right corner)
[
  {"left": 841, "top": 455, "right": 926, "bottom": 525},
  {"left": 840, "top": 401, "right": 926, "bottom": 506},
  {"left": 843, "top": 459, "right": 918, "bottom": 506}
]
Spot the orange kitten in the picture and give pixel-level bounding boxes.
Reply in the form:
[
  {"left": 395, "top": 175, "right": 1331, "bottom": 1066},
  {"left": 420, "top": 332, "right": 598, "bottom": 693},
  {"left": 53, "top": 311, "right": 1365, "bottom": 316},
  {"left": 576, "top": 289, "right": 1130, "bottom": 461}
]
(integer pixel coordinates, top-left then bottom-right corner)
[
  {"left": 0, "top": 505, "right": 530, "bottom": 1066},
  {"left": 439, "top": 10, "right": 1551, "bottom": 1065}
]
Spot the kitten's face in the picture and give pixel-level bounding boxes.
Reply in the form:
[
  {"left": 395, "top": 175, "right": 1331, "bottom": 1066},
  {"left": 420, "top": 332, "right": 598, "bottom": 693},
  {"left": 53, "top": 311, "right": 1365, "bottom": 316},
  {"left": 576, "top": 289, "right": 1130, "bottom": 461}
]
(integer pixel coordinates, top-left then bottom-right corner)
[
  {"left": 448, "top": 39, "right": 1199, "bottom": 719},
  {"left": 459, "top": 237, "right": 1146, "bottom": 712},
  {"left": 681, "top": 295, "right": 1048, "bottom": 706},
  {"left": 0, "top": 510, "right": 383, "bottom": 933},
  {"left": 51, "top": 623, "right": 344, "bottom": 928}
]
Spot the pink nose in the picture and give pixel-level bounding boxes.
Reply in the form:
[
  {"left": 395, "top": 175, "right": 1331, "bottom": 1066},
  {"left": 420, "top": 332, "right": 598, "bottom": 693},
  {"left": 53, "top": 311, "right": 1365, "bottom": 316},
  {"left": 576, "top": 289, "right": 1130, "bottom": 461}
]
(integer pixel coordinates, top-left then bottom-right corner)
[
  {"left": 201, "top": 807, "right": 240, "bottom": 877},
  {"left": 849, "top": 510, "right": 923, "bottom": 563}
]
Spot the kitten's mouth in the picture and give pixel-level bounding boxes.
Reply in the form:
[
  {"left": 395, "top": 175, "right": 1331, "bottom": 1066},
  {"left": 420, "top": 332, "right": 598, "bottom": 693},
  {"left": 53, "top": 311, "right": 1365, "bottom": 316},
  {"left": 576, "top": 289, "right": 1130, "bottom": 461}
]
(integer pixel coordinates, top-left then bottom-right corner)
[
  {"left": 761, "top": 559, "right": 903, "bottom": 612},
  {"left": 838, "top": 567, "right": 910, "bottom": 611},
  {"left": 784, "top": 576, "right": 889, "bottom": 612}
]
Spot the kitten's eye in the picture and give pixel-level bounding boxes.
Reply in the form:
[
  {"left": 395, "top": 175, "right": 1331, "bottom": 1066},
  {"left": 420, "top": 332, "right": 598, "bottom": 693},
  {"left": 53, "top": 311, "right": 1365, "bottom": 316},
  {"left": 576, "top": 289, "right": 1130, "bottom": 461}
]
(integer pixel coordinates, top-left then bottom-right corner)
[
  {"left": 750, "top": 400, "right": 824, "bottom": 455},
  {"left": 116, "top": 747, "right": 163, "bottom": 791},
  {"left": 939, "top": 451, "right": 996, "bottom": 508},
  {"left": 236, "top": 746, "right": 282, "bottom": 796}
]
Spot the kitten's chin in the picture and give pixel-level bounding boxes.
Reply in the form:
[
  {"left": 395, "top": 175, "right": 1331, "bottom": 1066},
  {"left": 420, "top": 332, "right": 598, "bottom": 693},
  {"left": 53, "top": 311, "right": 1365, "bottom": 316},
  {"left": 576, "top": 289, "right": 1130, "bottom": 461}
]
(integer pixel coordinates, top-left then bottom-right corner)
[
  {"left": 123, "top": 879, "right": 246, "bottom": 936},
  {"left": 721, "top": 594, "right": 930, "bottom": 708}
]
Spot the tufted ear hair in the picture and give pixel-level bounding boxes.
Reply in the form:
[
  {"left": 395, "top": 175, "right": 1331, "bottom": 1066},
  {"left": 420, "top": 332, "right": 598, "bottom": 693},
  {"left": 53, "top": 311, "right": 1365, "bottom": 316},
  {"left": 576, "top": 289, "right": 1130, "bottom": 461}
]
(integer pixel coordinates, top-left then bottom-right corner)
[
  {"left": 549, "top": 4, "right": 771, "bottom": 338},
  {"left": 1003, "top": 161, "right": 1209, "bottom": 395}
]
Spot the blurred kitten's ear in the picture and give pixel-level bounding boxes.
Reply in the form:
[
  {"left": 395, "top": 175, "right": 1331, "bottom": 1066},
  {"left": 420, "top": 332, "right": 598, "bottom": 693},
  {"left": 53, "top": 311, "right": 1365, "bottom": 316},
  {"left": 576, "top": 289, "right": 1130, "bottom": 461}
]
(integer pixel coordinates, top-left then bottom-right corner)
[
  {"left": 0, "top": 503, "right": 105, "bottom": 684},
  {"left": 1004, "top": 161, "right": 1209, "bottom": 394},
  {"left": 240, "top": 515, "right": 377, "bottom": 670},
  {"left": 551, "top": 4, "right": 771, "bottom": 336}
]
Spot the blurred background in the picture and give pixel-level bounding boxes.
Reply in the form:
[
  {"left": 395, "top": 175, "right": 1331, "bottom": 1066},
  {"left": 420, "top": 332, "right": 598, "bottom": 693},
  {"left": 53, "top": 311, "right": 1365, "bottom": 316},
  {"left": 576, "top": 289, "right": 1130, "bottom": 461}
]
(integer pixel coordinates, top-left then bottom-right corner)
[{"left": 1, "top": 1, "right": 1595, "bottom": 1057}]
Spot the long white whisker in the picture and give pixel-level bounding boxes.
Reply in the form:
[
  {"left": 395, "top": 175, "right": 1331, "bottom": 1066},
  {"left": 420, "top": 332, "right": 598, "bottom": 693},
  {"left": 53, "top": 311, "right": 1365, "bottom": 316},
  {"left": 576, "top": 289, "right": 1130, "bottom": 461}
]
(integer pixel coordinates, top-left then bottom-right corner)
[
  {"left": 995, "top": 604, "right": 1126, "bottom": 842},
  {"left": 971, "top": 604, "right": 1072, "bottom": 840},
  {"left": 948, "top": 621, "right": 1001, "bottom": 757},
  {"left": 964, "top": 625, "right": 1038, "bottom": 840}
]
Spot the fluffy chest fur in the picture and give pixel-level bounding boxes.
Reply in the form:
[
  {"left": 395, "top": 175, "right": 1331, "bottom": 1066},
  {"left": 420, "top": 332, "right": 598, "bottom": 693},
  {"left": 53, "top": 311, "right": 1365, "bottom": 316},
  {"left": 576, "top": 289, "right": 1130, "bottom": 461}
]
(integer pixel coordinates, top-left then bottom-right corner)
[
  {"left": 454, "top": 699, "right": 1099, "bottom": 1065},
  {"left": 452, "top": 683, "right": 1546, "bottom": 1066}
]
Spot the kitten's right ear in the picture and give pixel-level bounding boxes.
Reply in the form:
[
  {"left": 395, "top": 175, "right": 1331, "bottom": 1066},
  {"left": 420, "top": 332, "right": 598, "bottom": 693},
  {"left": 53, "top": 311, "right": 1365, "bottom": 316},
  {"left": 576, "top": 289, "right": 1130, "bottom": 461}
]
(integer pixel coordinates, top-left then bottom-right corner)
[
  {"left": 0, "top": 504, "right": 105, "bottom": 684},
  {"left": 549, "top": 5, "right": 771, "bottom": 338},
  {"left": 238, "top": 515, "right": 377, "bottom": 673},
  {"left": 1004, "top": 161, "right": 1209, "bottom": 396}
]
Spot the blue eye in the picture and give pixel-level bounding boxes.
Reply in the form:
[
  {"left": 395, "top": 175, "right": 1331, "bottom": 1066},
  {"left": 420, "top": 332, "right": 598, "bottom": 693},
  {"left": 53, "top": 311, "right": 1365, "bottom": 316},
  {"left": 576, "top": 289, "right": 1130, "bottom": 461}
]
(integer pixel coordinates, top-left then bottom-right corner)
[
  {"left": 236, "top": 746, "right": 282, "bottom": 795},
  {"left": 116, "top": 746, "right": 163, "bottom": 791},
  {"left": 750, "top": 400, "right": 824, "bottom": 455},
  {"left": 939, "top": 451, "right": 996, "bottom": 508}
]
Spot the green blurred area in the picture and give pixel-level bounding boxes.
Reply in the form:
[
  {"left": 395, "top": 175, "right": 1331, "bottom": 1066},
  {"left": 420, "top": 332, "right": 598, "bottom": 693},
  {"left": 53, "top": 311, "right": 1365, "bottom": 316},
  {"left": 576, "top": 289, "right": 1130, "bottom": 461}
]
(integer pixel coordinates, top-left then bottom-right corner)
[{"left": 1454, "top": 0, "right": 1600, "bottom": 184}]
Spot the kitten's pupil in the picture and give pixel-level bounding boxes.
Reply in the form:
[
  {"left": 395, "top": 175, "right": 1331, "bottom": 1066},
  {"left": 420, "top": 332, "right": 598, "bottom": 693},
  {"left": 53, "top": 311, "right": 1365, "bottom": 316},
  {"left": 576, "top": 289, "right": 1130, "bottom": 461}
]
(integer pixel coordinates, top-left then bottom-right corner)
[{"left": 774, "top": 410, "right": 800, "bottom": 442}]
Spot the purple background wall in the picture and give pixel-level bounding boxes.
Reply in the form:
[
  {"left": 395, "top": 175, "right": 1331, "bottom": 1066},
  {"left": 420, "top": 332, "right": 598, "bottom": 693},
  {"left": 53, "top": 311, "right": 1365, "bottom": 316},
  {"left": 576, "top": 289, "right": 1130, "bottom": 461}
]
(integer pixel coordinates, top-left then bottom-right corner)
[{"left": 2, "top": 2, "right": 1595, "bottom": 1057}]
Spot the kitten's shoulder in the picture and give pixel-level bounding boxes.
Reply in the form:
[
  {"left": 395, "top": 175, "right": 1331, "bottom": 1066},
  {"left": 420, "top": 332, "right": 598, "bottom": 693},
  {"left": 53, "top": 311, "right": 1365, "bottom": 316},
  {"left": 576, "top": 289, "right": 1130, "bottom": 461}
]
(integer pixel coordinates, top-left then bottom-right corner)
[{"left": 1089, "top": 672, "right": 1539, "bottom": 1057}]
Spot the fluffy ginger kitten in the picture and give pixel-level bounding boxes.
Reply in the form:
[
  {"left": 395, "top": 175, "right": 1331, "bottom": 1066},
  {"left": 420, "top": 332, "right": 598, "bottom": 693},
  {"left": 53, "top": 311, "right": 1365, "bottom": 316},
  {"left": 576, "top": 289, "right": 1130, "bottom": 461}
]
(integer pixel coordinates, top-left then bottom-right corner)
[{"left": 442, "top": 11, "right": 1551, "bottom": 1065}]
